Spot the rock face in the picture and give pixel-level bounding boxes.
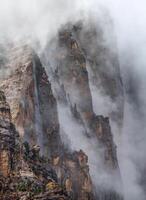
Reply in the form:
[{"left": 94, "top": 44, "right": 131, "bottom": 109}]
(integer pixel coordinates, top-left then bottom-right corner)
[
  {"left": 0, "top": 90, "right": 94, "bottom": 199},
  {"left": 0, "top": 19, "right": 124, "bottom": 199},
  {"left": 41, "top": 21, "right": 123, "bottom": 199},
  {"left": 43, "top": 21, "right": 124, "bottom": 134},
  {"left": 52, "top": 150, "right": 93, "bottom": 200},
  {"left": 42, "top": 23, "right": 120, "bottom": 170},
  {"left": 0, "top": 90, "right": 15, "bottom": 177},
  {"left": 0, "top": 45, "right": 61, "bottom": 157},
  {"left": 0, "top": 46, "right": 95, "bottom": 199},
  {"left": 71, "top": 20, "right": 124, "bottom": 129},
  {"left": 0, "top": 90, "right": 69, "bottom": 200}
]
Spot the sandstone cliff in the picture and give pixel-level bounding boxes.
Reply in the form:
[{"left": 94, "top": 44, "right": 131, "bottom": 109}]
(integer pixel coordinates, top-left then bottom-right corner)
[
  {"left": 0, "top": 90, "right": 15, "bottom": 177},
  {"left": 42, "top": 23, "right": 121, "bottom": 170},
  {"left": 0, "top": 89, "right": 94, "bottom": 200},
  {"left": 41, "top": 21, "right": 124, "bottom": 199},
  {"left": 0, "top": 45, "right": 61, "bottom": 157},
  {"left": 0, "top": 20, "right": 123, "bottom": 199},
  {"left": 0, "top": 46, "right": 95, "bottom": 199}
]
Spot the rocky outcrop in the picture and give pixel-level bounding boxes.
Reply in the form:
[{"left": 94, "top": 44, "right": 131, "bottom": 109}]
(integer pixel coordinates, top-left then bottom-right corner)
[
  {"left": 52, "top": 150, "right": 93, "bottom": 200},
  {"left": 42, "top": 24, "right": 119, "bottom": 170},
  {"left": 71, "top": 20, "right": 124, "bottom": 129},
  {"left": 0, "top": 19, "right": 124, "bottom": 199},
  {"left": 41, "top": 21, "right": 123, "bottom": 199},
  {"left": 0, "top": 90, "right": 15, "bottom": 177},
  {"left": 0, "top": 46, "right": 95, "bottom": 199},
  {"left": 43, "top": 20, "right": 124, "bottom": 132},
  {"left": 0, "top": 44, "right": 61, "bottom": 157},
  {"left": 0, "top": 90, "right": 69, "bottom": 200}
]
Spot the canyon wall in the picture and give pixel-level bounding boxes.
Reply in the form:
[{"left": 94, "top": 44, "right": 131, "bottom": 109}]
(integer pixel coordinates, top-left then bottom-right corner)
[{"left": 0, "top": 20, "right": 124, "bottom": 200}]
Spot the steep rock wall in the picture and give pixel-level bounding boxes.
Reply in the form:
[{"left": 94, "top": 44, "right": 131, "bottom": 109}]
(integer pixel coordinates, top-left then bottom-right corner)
[
  {"left": 0, "top": 91, "right": 15, "bottom": 177},
  {"left": 41, "top": 21, "right": 123, "bottom": 199},
  {"left": 0, "top": 45, "right": 61, "bottom": 157},
  {"left": 0, "top": 46, "right": 95, "bottom": 199}
]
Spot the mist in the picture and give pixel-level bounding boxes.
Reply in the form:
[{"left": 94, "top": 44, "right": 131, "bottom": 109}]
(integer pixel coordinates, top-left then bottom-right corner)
[
  {"left": 0, "top": 0, "right": 146, "bottom": 199},
  {"left": 105, "top": 1, "right": 146, "bottom": 200}
]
